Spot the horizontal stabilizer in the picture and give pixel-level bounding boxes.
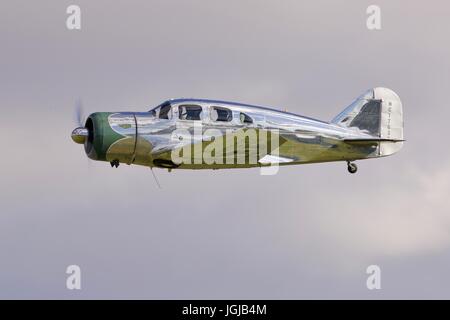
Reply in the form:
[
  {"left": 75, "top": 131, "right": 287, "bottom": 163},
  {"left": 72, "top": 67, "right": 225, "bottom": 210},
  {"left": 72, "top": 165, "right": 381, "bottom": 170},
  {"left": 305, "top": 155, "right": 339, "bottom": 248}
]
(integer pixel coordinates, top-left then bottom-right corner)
[{"left": 343, "top": 138, "right": 405, "bottom": 144}]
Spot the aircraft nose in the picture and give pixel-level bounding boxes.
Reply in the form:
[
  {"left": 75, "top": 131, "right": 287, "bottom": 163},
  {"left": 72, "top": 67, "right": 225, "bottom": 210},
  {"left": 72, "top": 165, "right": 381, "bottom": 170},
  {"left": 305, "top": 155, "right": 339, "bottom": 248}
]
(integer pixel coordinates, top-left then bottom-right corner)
[{"left": 71, "top": 127, "right": 89, "bottom": 144}]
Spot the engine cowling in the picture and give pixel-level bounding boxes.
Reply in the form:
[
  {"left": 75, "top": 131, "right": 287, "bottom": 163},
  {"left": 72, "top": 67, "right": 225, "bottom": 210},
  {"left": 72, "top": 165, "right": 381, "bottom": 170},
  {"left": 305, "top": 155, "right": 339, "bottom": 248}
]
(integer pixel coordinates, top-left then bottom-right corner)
[{"left": 82, "top": 112, "right": 136, "bottom": 163}]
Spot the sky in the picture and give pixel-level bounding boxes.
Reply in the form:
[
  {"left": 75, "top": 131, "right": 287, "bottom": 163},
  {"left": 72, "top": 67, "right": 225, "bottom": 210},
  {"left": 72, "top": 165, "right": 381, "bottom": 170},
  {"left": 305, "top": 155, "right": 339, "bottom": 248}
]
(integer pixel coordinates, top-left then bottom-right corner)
[{"left": 1, "top": 0, "right": 450, "bottom": 299}]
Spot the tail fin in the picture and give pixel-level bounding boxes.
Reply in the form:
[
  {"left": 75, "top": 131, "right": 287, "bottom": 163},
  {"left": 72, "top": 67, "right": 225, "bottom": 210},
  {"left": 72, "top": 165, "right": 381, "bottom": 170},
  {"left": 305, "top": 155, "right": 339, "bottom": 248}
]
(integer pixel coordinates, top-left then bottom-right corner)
[{"left": 332, "top": 87, "right": 404, "bottom": 156}]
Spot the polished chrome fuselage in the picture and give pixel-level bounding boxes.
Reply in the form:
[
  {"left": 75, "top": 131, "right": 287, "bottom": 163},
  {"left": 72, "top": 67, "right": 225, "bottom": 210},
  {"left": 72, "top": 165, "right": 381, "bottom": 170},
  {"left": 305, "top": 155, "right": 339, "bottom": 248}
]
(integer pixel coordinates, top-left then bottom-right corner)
[{"left": 105, "top": 98, "right": 384, "bottom": 169}]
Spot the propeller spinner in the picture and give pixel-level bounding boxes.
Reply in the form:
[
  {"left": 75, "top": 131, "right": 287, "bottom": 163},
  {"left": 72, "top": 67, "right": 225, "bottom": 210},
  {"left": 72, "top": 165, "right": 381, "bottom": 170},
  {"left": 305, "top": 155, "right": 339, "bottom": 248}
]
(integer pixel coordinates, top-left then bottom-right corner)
[{"left": 71, "top": 127, "right": 89, "bottom": 144}]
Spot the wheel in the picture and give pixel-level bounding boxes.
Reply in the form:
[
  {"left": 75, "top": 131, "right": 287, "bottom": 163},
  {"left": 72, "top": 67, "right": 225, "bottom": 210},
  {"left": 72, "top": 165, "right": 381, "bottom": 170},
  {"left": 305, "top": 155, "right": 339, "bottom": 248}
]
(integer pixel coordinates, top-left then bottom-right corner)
[
  {"left": 347, "top": 162, "right": 358, "bottom": 174},
  {"left": 110, "top": 159, "right": 120, "bottom": 168}
]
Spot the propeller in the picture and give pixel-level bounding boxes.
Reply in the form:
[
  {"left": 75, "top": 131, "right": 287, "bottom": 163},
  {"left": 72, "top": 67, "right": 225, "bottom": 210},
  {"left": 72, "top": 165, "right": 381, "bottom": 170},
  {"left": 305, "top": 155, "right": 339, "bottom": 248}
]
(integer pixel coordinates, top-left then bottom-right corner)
[
  {"left": 74, "top": 98, "right": 85, "bottom": 127},
  {"left": 71, "top": 98, "right": 93, "bottom": 171},
  {"left": 71, "top": 98, "right": 89, "bottom": 144}
]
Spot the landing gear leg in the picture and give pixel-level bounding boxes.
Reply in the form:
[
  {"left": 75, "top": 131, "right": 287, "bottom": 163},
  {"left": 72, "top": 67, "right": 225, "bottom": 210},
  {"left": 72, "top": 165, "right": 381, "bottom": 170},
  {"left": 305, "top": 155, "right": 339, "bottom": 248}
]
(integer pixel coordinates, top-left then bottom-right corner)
[
  {"left": 347, "top": 161, "right": 357, "bottom": 174},
  {"left": 110, "top": 159, "right": 120, "bottom": 168}
]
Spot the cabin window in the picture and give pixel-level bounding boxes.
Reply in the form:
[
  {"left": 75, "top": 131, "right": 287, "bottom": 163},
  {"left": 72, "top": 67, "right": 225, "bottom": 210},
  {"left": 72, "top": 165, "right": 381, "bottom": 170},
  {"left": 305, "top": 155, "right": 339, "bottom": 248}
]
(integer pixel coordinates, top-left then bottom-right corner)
[
  {"left": 239, "top": 112, "right": 253, "bottom": 124},
  {"left": 179, "top": 105, "right": 203, "bottom": 121},
  {"left": 150, "top": 103, "right": 172, "bottom": 120},
  {"left": 210, "top": 106, "right": 232, "bottom": 122}
]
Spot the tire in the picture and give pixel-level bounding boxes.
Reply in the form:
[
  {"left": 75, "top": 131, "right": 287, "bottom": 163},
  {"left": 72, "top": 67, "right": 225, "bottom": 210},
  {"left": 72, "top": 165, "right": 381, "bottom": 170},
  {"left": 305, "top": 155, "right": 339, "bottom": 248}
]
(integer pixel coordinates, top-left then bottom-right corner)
[{"left": 347, "top": 162, "right": 358, "bottom": 174}]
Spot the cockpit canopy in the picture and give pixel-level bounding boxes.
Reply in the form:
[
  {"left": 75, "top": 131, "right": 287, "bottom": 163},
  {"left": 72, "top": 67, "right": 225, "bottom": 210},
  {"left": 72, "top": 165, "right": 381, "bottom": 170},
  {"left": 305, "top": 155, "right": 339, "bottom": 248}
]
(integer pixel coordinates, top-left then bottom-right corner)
[{"left": 149, "top": 100, "right": 253, "bottom": 124}]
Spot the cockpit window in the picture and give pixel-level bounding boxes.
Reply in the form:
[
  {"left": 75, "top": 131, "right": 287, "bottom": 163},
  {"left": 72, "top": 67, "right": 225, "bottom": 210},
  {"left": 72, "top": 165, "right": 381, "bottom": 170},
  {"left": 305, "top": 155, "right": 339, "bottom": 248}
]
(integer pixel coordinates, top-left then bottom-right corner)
[
  {"left": 179, "top": 105, "right": 203, "bottom": 121},
  {"left": 239, "top": 112, "right": 253, "bottom": 124},
  {"left": 210, "top": 106, "right": 232, "bottom": 122},
  {"left": 150, "top": 103, "right": 172, "bottom": 120},
  {"left": 159, "top": 103, "right": 172, "bottom": 119}
]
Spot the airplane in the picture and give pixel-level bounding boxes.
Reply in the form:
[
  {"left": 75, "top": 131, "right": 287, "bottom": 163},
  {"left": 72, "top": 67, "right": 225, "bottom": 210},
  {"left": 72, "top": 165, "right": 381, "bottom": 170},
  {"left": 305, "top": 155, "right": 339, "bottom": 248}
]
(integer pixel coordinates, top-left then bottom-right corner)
[{"left": 71, "top": 87, "right": 404, "bottom": 174}]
